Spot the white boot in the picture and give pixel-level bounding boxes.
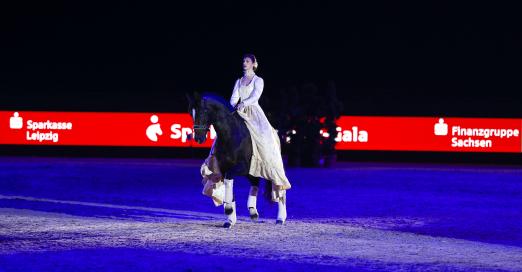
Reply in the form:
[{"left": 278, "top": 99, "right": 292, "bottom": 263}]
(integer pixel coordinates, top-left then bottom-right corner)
[
  {"left": 223, "top": 178, "right": 236, "bottom": 228},
  {"left": 224, "top": 201, "right": 236, "bottom": 228},
  {"left": 276, "top": 190, "right": 287, "bottom": 225},
  {"left": 247, "top": 186, "right": 259, "bottom": 222}
]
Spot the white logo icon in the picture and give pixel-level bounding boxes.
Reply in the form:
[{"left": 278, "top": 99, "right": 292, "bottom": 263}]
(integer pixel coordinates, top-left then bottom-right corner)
[
  {"left": 146, "top": 115, "right": 163, "bottom": 142},
  {"left": 10, "top": 112, "right": 23, "bottom": 129},
  {"left": 434, "top": 118, "right": 448, "bottom": 136}
]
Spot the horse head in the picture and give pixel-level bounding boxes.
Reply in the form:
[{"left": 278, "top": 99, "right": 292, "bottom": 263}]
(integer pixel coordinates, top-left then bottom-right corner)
[{"left": 186, "top": 91, "right": 212, "bottom": 144}]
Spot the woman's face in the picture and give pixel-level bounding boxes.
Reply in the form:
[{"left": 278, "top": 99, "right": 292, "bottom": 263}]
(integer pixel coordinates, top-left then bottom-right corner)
[{"left": 243, "top": 57, "right": 254, "bottom": 71}]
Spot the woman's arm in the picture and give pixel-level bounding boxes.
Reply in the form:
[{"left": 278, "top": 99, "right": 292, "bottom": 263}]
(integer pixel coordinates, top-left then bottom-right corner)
[
  {"left": 242, "top": 77, "right": 264, "bottom": 106},
  {"left": 230, "top": 79, "right": 240, "bottom": 107}
]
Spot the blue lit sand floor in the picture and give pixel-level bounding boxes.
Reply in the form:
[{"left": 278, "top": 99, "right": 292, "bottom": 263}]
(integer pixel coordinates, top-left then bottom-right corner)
[{"left": 0, "top": 157, "right": 521, "bottom": 271}]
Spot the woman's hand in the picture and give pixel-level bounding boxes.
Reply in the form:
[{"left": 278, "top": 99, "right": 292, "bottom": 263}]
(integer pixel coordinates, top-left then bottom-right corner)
[{"left": 236, "top": 102, "right": 245, "bottom": 111}]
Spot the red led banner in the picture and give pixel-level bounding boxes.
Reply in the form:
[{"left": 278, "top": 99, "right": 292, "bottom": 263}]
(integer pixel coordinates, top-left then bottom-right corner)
[
  {"left": 0, "top": 111, "right": 520, "bottom": 153},
  {"left": 332, "top": 116, "right": 521, "bottom": 153},
  {"left": 0, "top": 111, "right": 212, "bottom": 148}
]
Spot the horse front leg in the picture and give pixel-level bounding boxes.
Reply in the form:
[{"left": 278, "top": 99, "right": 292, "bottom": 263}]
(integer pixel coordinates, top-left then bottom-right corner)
[
  {"left": 276, "top": 189, "right": 287, "bottom": 225},
  {"left": 223, "top": 177, "right": 237, "bottom": 228}
]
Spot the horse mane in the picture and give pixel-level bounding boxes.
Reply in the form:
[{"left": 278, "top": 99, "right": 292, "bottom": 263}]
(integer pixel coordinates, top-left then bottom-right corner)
[{"left": 201, "top": 92, "right": 234, "bottom": 112}]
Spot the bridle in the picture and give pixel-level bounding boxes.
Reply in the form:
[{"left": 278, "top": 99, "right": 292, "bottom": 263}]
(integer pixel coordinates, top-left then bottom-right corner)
[
  {"left": 193, "top": 124, "right": 210, "bottom": 132},
  {"left": 192, "top": 97, "right": 239, "bottom": 132},
  {"left": 193, "top": 98, "right": 210, "bottom": 132}
]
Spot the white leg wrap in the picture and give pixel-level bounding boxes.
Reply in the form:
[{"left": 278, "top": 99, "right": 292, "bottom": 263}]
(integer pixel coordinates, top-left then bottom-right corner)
[
  {"left": 247, "top": 195, "right": 257, "bottom": 209},
  {"left": 225, "top": 201, "right": 237, "bottom": 224},
  {"left": 224, "top": 178, "right": 234, "bottom": 204},
  {"left": 223, "top": 178, "right": 236, "bottom": 225},
  {"left": 277, "top": 190, "right": 287, "bottom": 222},
  {"left": 247, "top": 186, "right": 258, "bottom": 208}
]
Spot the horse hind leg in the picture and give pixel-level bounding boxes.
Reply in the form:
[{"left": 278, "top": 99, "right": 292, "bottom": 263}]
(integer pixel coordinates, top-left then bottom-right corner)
[
  {"left": 223, "top": 178, "right": 237, "bottom": 228},
  {"left": 276, "top": 189, "right": 287, "bottom": 225},
  {"left": 247, "top": 185, "right": 259, "bottom": 222},
  {"left": 247, "top": 175, "right": 260, "bottom": 222},
  {"left": 265, "top": 180, "right": 287, "bottom": 225}
]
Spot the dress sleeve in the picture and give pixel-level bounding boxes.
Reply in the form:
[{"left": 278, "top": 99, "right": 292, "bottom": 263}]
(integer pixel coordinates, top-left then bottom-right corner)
[
  {"left": 242, "top": 77, "right": 264, "bottom": 106},
  {"left": 230, "top": 79, "right": 240, "bottom": 107}
]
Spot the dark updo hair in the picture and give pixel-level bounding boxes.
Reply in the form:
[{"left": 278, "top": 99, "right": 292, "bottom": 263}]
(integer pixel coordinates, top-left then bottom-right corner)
[{"left": 243, "top": 53, "right": 258, "bottom": 71}]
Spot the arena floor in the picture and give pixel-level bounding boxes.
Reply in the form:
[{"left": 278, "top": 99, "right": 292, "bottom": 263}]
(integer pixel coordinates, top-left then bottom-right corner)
[{"left": 0, "top": 156, "right": 521, "bottom": 271}]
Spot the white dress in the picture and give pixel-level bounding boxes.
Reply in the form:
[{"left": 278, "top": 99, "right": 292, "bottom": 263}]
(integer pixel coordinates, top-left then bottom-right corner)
[{"left": 230, "top": 74, "right": 292, "bottom": 191}]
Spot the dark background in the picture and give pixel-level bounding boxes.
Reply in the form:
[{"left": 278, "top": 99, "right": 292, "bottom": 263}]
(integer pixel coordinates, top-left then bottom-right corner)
[
  {"left": 1, "top": 1, "right": 520, "bottom": 116},
  {"left": 0, "top": 1, "right": 520, "bottom": 163}
]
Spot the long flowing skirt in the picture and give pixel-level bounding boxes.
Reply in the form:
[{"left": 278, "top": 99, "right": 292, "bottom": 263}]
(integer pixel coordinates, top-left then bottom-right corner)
[
  {"left": 236, "top": 104, "right": 291, "bottom": 191},
  {"left": 200, "top": 104, "right": 291, "bottom": 205}
]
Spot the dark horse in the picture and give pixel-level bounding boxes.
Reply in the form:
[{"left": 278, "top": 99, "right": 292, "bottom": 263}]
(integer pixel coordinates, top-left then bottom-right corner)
[{"left": 186, "top": 92, "right": 287, "bottom": 228}]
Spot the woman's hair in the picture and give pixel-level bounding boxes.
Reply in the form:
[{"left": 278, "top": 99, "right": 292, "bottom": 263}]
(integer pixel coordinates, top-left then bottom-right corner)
[{"left": 243, "top": 53, "right": 258, "bottom": 71}]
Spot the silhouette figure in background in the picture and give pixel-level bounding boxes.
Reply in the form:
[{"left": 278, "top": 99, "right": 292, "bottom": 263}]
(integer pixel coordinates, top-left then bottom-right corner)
[
  {"left": 270, "top": 80, "right": 343, "bottom": 167},
  {"left": 321, "top": 81, "right": 344, "bottom": 167}
]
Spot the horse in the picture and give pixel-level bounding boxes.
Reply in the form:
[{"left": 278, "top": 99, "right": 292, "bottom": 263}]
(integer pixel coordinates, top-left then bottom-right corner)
[{"left": 186, "top": 91, "right": 287, "bottom": 228}]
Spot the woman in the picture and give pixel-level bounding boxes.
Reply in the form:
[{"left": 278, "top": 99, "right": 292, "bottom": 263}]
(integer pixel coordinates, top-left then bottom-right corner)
[{"left": 230, "top": 54, "right": 292, "bottom": 197}]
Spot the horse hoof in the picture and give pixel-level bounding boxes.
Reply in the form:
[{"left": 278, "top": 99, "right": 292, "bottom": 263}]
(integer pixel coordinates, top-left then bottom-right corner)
[
  {"left": 223, "top": 222, "right": 233, "bottom": 228},
  {"left": 249, "top": 208, "right": 259, "bottom": 222},
  {"left": 276, "top": 219, "right": 285, "bottom": 225}
]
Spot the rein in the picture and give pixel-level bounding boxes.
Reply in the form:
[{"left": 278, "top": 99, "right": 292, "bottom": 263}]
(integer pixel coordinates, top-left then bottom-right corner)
[{"left": 193, "top": 97, "right": 240, "bottom": 132}]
